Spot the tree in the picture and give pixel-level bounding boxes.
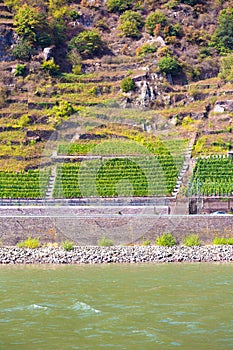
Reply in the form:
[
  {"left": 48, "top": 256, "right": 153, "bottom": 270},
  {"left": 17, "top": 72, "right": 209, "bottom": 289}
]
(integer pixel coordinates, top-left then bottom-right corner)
[
  {"left": 107, "top": 0, "right": 133, "bottom": 13},
  {"left": 14, "top": 4, "right": 49, "bottom": 46},
  {"left": 68, "top": 30, "right": 104, "bottom": 58},
  {"left": 158, "top": 56, "right": 180, "bottom": 75},
  {"left": 119, "top": 10, "right": 144, "bottom": 38},
  {"left": 145, "top": 10, "right": 167, "bottom": 36},
  {"left": 212, "top": 8, "right": 233, "bottom": 52}
]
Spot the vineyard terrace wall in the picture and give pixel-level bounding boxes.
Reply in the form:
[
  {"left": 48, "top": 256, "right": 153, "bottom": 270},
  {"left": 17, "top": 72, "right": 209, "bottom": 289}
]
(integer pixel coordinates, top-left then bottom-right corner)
[{"left": 0, "top": 207, "right": 232, "bottom": 246}]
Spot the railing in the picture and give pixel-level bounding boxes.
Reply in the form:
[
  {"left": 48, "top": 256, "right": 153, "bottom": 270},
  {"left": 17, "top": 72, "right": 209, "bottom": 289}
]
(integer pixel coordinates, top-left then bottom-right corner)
[{"left": 0, "top": 197, "right": 171, "bottom": 207}]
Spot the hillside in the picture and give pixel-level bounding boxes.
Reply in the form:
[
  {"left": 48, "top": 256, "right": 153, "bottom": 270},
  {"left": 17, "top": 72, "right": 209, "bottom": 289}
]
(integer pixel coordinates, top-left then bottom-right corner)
[{"left": 0, "top": 0, "right": 233, "bottom": 203}]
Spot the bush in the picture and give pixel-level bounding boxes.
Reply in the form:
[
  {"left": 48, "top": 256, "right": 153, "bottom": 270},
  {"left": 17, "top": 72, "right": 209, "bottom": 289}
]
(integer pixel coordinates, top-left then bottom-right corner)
[
  {"left": 98, "top": 236, "right": 114, "bottom": 246},
  {"left": 119, "top": 10, "right": 144, "bottom": 38},
  {"left": 121, "top": 77, "right": 136, "bottom": 92},
  {"left": 14, "top": 64, "right": 27, "bottom": 77},
  {"left": 48, "top": 100, "right": 74, "bottom": 126},
  {"left": 41, "top": 60, "right": 60, "bottom": 76},
  {"left": 219, "top": 54, "right": 233, "bottom": 82},
  {"left": 17, "top": 237, "right": 40, "bottom": 249},
  {"left": 183, "top": 234, "right": 202, "bottom": 247},
  {"left": 61, "top": 240, "right": 74, "bottom": 251},
  {"left": 213, "top": 237, "right": 233, "bottom": 245},
  {"left": 158, "top": 56, "right": 180, "bottom": 75},
  {"left": 145, "top": 10, "right": 167, "bottom": 36},
  {"left": 156, "top": 233, "right": 176, "bottom": 247},
  {"left": 107, "top": 0, "right": 133, "bottom": 13},
  {"left": 68, "top": 30, "right": 103, "bottom": 58},
  {"left": 136, "top": 43, "right": 157, "bottom": 57},
  {"left": 11, "top": 39, "right": 33, "bottom": 61}
]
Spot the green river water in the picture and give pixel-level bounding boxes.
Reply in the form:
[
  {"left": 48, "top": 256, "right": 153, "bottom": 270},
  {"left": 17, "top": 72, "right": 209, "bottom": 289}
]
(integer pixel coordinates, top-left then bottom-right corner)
[{"left": 0, "top": 263, "right": 233, "bottom": 350}]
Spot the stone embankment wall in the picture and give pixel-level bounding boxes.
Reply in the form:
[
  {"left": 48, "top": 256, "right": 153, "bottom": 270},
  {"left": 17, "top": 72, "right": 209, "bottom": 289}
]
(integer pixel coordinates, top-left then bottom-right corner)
[
  {"left": 0, "top": 207, "right": 232, "bottom": 246},
  {"left": 1, "top": 246, "right": 233, "bottom": 264}
]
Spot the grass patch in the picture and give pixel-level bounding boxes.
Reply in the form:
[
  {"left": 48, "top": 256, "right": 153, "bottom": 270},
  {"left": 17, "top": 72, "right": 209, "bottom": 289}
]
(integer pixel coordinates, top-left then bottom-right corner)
[
  {"left": 141, "top": 238, "right": 151, "bottom": 246},
  {"left": 98, "top": 236, "right": 114, "bottom": 247}
]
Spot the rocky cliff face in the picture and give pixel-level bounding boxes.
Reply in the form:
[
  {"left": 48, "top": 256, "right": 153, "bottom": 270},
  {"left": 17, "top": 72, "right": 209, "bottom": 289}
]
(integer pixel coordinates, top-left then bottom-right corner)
[{"left": 0, "top": 26, "right": 14, "bottom": 61}]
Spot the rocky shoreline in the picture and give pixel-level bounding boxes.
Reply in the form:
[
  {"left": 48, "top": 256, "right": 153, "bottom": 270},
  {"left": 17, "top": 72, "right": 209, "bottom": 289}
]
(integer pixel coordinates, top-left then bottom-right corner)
[{"left": 0, "top": 245, "right": 233, "bottom": 264}]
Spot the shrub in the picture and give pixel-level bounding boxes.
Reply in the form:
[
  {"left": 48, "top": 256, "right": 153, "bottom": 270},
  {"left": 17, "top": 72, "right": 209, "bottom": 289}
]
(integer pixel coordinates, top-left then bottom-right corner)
[
  {"left": 158, "top": 56, "right": 180, "bottom": 75},
  {"left": 41, "top": 60, "right": 60, "bottom": 76},
  {"left": 17, "top": 237, "right": 40, "bottom": 249},
  {"left": 219, "top": 54, "right": 233, "bottom": 82},
  {"left": 107, "top": 0, "right": 133, "bottom": 13},
  {"left": 183, "top": 234, "right": 202, "bottom": 247},
  {"left": 72, "top": 64, "right": 82, "bottom": 75},
  {"left": 136, "top": 43, "right": 157, "bottom": 57},
  {"left": 119, "top": 10, "right": 144, "bottom": 38},
  {"left": 14, "top": 64, "right": 27, "bottom": 77},
  {"left": 156, "top": 233, "right": 176, "bottom": 247},
  {"left": 68, "top": 30, "right": 103, "bottom": 58},
  {"left": 11, "top": 39, "right": 33, "bottom": 61},
  {"left": 213, "top": 237, "right": 233, "bottom": 245},
  {"left": 62, "top": 240, "right": 74, "bottom": 251},
  {"left": 121, "top": 77, "right": 136, "bottom": 92},
  {"left": 98, "top": 235, "right": 114, "bottom": 246},
  {"left": 145, "top": 10, "right": 167, "bottom": 36},
  {"left": 48, "top": 100, "right": 74, "bottom": 126}
]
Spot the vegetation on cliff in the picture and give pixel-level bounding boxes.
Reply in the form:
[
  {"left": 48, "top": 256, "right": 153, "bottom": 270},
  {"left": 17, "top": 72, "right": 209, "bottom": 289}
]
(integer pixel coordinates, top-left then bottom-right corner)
[{"left": 0, "top": 0, "right": 233, "bottom": 201}]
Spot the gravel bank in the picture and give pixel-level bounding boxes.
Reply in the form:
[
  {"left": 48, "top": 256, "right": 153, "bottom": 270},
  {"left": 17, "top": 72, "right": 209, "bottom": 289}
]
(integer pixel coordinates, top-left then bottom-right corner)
[{"left": 0, "top": 246, "right": 233, "bottom": 264}]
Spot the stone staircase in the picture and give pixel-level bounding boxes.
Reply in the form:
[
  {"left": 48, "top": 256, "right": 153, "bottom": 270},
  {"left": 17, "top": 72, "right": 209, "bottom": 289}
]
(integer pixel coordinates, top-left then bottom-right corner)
[
  {"left": 172, "top": 135, "right": 196, "bottom": 198},
  {"left": 45, "top": 166, "right": 57, "bottom": 200}
]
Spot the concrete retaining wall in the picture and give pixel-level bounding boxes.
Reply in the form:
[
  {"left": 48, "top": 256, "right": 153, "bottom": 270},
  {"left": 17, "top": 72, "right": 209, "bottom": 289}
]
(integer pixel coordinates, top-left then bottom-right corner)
[{"left": 0, "top": 207, "right": 232, "bottom": 246}]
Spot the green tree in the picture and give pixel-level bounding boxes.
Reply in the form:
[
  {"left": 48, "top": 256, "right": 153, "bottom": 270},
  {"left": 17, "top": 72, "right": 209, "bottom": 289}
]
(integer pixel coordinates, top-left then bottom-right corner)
[
  {"left": 145, "top": 10, "right": 167, "bottom": 36},
  {"left": 219, "top": 54, "right": 233, "bottom": 82},
  {"left": 212, "top": 8, "right": 233, "bottom": 52},
  {"left": 158, "top": 56, "right": 180, "bottom": 75},
  {"left": 14, "top": 4, "right": 49, "bottom": 46},
  {"left": 107, "top": 0, "right": 133, "bottom": 13},
  {"left": 119, "top": 10, "right": 144, "bottom": 38},
  {"left": 68, "top": 30, "right": 103, "bottom": 58}
]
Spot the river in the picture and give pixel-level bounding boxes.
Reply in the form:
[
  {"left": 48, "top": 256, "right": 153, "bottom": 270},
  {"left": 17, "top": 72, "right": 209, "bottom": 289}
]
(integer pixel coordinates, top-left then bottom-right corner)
[{"left": 0, "top": 263, "right": 233, "bottom": 349}]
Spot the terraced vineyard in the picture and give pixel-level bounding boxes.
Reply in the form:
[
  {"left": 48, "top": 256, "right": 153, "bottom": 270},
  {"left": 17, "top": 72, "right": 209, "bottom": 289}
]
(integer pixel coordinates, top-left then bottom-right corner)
[
  {"left": 191, "top": 155, "right": 233, "bottom": 196},
  {"left": 0, "top": 169, "right": 51, "bottom": 199},
  {"left": 53, "top": 154, "right": 184, "bottom": 198}
]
